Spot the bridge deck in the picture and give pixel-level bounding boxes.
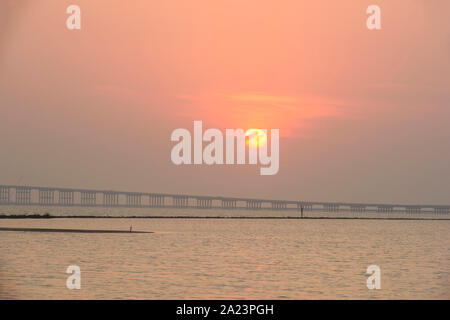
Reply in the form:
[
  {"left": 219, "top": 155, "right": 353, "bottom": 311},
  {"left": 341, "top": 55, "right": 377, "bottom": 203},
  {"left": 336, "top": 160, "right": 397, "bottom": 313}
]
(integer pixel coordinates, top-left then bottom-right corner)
[{"left": 0, "top": 185, "right": 449, "bottom": 214}]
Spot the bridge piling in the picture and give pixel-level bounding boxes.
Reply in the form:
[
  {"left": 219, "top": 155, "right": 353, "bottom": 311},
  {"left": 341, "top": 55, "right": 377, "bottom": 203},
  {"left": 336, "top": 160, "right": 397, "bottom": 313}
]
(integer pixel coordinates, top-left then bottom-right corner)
[
  {"left": 434, "top": 208, "right": 450, "bottom": 214},
  {"left": 173, "top": 196, "right": 189, "bottom": 208},
  {"left": 222, "top": 199, "right": 236, "bottom": 209},
  {"left": 0, "top": 187, "right": 10, "bottom": 204},
  {"left": 350, "top": 205, "right": 366, "bottom": 212},
  {"left": 39, "top": 189, "right": 54, "bottom": 205},
  {"left": 324, "top": 204, "right": 339, "bottom": 212},
  {"left": 81, "top": 191, "right": 96, "bottom": 206},
  {"left": 377, "top": 206, "right": 394, "bottom": 213},
  {"left": 247, "top": 200, "right": 262, "bottom": 210},
  {"left": 59, "top": 191, "right": 74, "bottom": 205},
  {"left": 126, "top": 194, "right": 141, "bottom": 207},
  {"left": 103, "top": 192, "right": 119, "bottom": 207},
  {"left": 16, "top": 187, "right": 32, "bottom": 205},
  {"left": 149, "top": 195, "right": 164, "bottom": 207},
  {"left": 197, "top": 198, "right": 212, "bottom": 209}
]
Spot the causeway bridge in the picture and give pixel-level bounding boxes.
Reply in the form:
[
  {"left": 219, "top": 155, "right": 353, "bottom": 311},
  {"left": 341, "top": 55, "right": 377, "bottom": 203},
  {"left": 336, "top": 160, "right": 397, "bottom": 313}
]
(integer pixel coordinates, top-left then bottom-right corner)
[{"left": 0, "top": 185, "right": 449, "bottom": 214}]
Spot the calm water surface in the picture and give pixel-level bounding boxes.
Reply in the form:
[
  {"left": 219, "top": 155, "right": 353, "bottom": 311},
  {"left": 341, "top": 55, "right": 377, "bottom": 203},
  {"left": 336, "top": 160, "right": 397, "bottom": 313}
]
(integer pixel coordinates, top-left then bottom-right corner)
[{"left": 0, "top": 214, "right": 449, "bottom": 299}]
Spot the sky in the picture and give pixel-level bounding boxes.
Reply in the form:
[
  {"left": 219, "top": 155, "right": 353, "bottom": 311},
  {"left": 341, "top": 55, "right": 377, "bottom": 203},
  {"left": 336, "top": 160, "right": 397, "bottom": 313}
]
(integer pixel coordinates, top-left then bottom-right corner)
[{"left": 0, "top": 0, "right": 449, "bottom": 205}]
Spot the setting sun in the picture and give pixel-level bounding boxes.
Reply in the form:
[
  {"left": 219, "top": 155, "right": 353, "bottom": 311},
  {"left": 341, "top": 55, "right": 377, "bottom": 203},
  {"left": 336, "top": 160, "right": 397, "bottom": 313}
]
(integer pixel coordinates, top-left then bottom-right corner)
[{"left": 245, "top": 129, "right": 267, "bottom": 149}]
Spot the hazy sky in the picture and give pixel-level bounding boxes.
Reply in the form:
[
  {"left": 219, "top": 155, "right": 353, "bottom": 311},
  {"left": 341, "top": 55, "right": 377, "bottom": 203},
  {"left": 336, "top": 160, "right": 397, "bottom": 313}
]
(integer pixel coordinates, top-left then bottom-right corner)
[{"left": 1, "top": 0, "right": 449, "bottom": 204}]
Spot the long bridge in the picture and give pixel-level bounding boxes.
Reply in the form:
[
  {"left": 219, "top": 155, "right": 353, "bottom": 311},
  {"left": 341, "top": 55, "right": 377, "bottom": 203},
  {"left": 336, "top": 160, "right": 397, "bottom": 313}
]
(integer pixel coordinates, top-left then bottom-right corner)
[{"left": 0, "top": 184, "right": 449, "bottom": 214}]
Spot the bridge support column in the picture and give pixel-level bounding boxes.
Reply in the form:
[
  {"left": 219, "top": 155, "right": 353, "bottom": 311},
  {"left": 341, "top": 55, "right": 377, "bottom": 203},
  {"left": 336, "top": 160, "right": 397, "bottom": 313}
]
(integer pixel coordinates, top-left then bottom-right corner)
[
  {"left": 271, "top": 201, "right": 287, "bottom": 210},
  {"left": 272, "top": 201, "right": 287, "bottom": 209},
  {"left": 149, "top": 195, "right": 164, "bottom": 207},
  {"left": 197, "top": 198, "right": 212, "bottom": 208},
  {"left": 405, "top": 206, "right": 421, "bottom": 214},
  {"left": 246, "top": 200, "right": 261, "bottom": 210},
  {"left": 126, "top": 194, "right": 141, "bottom": 207},
  {"left": 434, "top": 208, "right": 450, "bottom": 214},
  {"left": 173, "top": 196, "right": 189, "bottom": 208},
  {"left": 39, "top": 190, "right": 55, "bottom": 205},
  {"left": 59, "top": 191, "right": 74, "bottom": 205},
  {"left": 377, "top": 206, "right": 393, "bottom": 213},
  {"left": 0, "top": 187, "right": 10, "bottom": 204},
  {"left": 16, "top": 187, "right": 32, "bottom": 205},
  {"left": 81, "top": 191, "right": 96, "bottom": 206},
  {"left": 350, "top": 205, "right": 365, "bottom": 212},
  {"left": 103, "top": 192, "right": 119, "bottom": 206},
  {"left": 324, "top": 204, "right": 339, "bottom": 212},
  {"left": 297, "top": 203, "right": 312, "bottom": 211},
  {"left": 221, "top": 199, "right": 236, "bottom": 209}
]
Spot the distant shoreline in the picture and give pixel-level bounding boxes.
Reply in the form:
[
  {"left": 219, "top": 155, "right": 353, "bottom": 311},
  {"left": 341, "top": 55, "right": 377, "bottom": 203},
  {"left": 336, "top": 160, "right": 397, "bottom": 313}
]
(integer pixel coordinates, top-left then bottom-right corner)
[
  {"left": 0, "top": 227, "right": 152, "bottom": 234},
  {"left": 0, "top": 214, "right": 449, "bottom": 221}
]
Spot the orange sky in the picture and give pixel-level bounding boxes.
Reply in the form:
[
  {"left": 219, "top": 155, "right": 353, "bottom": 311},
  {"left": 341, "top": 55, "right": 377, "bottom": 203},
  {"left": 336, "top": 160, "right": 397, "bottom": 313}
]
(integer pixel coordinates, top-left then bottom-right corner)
[{"left": 0, "top": 0, "right": 449, "bottom": 204}]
